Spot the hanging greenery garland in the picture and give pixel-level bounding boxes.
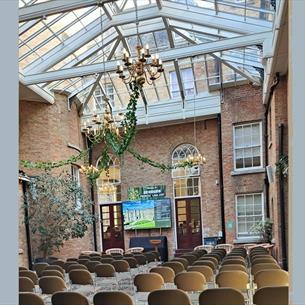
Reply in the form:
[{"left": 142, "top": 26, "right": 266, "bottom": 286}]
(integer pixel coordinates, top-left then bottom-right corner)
[{"left": 20, "top": 81, "right": 202, "bottom": 181}]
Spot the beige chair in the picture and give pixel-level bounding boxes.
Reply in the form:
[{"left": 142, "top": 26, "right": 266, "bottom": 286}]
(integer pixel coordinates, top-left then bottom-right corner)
[
  {"left": 162, "top": 261, "right": 185, "bottom": 275},
  {"left": 144, "top": 252, "right": 156, "bottom": 263},
  {"left": 251, "top": 263, "right": 280, "bottom": 276},
  {"left": 215, "top": 244, "right": 234, "bottom": 253},
  {"left": 193, "top": 260, "right": 216, "bottom": 270},
  {"left": 216, "top": 270, "right": 249, "bottom": 291},
  {"left": 187, "top": 265, "right": 214, "bottom": 282},
  {"left": 90, "top": 256, "right": 102, "bottom": 262},
  {"left": 223, "top": 255, "right": 245, "bottom": 262},
  {"left": 64, "top": 261, "right": 79, "bottom": 272},
  {"left": 252, "top": 257, "right": 277, "bottom": 265},
  {"left": 133, "top": 254, "right": 147, "bottom": 266},
  {"left": 93, "top": 291, "right": 133, "bottom": 305},
  {"left": 174, "top": 271, "right": 206, "bottom": 292},
  {"left": 105, "top": 248, "right": 124, "bottom": 255},
  {"left": 19, "top": 277, "right": 35, "bottom": 292},
  {"left": 39, "top": 276, "right": 66, "bottom": 294},
  {"left": 180, "top": 255, "right": 197, "bottom": 265},
  {"left": 221, "top": 259, "right": 246, "bottom": 267},
  {"left": 45, "top": 265, "right": 65, "bottom": 275},
  {"left": 254, "top": 269, "right": 289, "bottom": 289},
  {"left": 19, "top": 270, "right": 38, "bottom": 285},
  {"left": 95, "top": 263, "right": 116, "bottom": 277},
  {"left": 253, "top": 286, "right": 288, "bottom": 305},
  {"left": 78, "top": 258, "right": 90, "bottom": 266},
  {"left": 148, "top": 289, "right": 192, "bottom": 305},
  {"left": 171, "top": 258, "right": 189, "bottom": 269},
  {"left": 112, "top": 260, "right": 130, "bottom": 273},
  {"left": 33, "top": 263, "right": 49, "bottom": 277},
  {"left": 134, "top": 273, "right": 164, "bottom": 292},
  {"left": 150, "top": 266, "right": 175, "bottom": 283},
  {"left": 100, "top": 258, "right": 115, "bottom": 264},
  {"left": 219, "top": 264, "right": 248, "bottom": 273},
  {"left": 125, "top": 247, "right": 144, "bottom": 254},
  {"left": 86, "top": 261, "right": 101, "bottom": 273},
  {"left": 199, "top": 288, "right": 244, "bottom": 305},
  {"left": 52, "top": 291, "right": 90, "bottom": 305},
  {"left": 124, "top": 257, "right": 138, "bottom": 269},
  {"left": 202, "top": 255, "right": 219, "bottom": 265},
  {"left": 69, "top": 269, "right": 93, "bottom": 285},
  {"left": 19, "top": 266, "right": 28, "bottom": 271},
  {"left": 41, "top": 269, "right": 65, "bottom": 279},
  {"left": 194, "top": 245, "right": 214, "bottom": 253},
  {"left": 19, "top": 292, "right": 44, "bottom": 305},
  {"left": 66, "top": 257, "right": 79, "bottom": 262},
  {"left": 79, "top": 255, "right": 90, "bottom": 260},
  {"left": 51, "top": 260, "right": 65, "bottom": 269},
  {"left": 250, "top": 254, "right": 273, "bottom": 262},
  {"left": 67, "top": 264, "right": 88, "bottom": 273}
]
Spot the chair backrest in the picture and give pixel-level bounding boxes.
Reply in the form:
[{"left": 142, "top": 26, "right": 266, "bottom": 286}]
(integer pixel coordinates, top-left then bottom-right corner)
[
  {"left": 51, "top": 260, "right": 65, "bottom": 268},
  {"left": 148, "top": 289, "right": 191, "bottom": 305},
  {"left": 64, "top": 261, "right": 79, "bottom": 272},
  {"left": 134, "top": 273, "right": 164, "bottom": 292},
  {"left": 105, "top": 248, "right": 124, "bottom": 255},
  {"left": 100, "top": 258, "right": 115, "bottom": 264},
  {"left": 78, "top": 259, "right": 90, "bottom": 266},
  {"left": 150, "top": 267, "right": 175, "bottom": 283},
  {"left": 253, "top": 286, "right": 289, "bottom": 305},
  {"left": 19, "top": 292, "right": 44, "bottom": 305},
  {"left": 19, "top": 270, "right": 38, "bottom": 285},
  {"left": 171, "top": 258, "right": 189, "bottom": 269},
  {"left": 216, "top": 270, "right": 249, "bottom": 290},
  {"left": 52, "top": 291, "right": 90, "bottom": 305},
  {"left": 223, "top": 255, "right": 245, "bottom": 262},
  {"left": 250, "top": 254, "right": 273, "bottom": 262},
  {"left": 133, "top": 254, "right": 147, "bottom": 265},
  {"left": 39, "top": 276, "right": 66, "bottom": 294},
  {"left": 67, "top": 264, "right": 88, "bottom": 273},
  {"left": 252, "top": 257, "right": 277, "bottom": 265},
  {"left": 144, "top": 252, "right": 156, "bottom": 263},
  {"left": 221, "top": 259, "right": 246, "bottom": 267},
  {"left": 86, "top": 261, "right": 101, "bottom": 273},
  {"left": 123, "top": 257, "right": 138, "bottom": 269},
  {"left": 219, "top": 264, "right": 247, "bottom": 273},
  {"left": 251, "top": 263, "right": 280, "bottom": 275},
  {"left": 95, "top": 264, "right": 116, "bottom": 277},
  {"left": 174, "top": 271, "right": 206, "bottom": 292},
  {"left": 112, "top": 260, "right": 130, "bottom": 272},
  {"left": 112, "top": 254, "right": 124, "bottom": 260},
  {"left": 162, "top": 261, "right": 185, "bottom": 275},
  {"left": 125, "top": 247, "right": 144, "bottom": 254},
  {"left": 41, "top": 269, "right": 64, "bottom": 279},
  {"left": 93, "top": 291, "right": 134, "bottom": 305},
  {"left": 204, "top": 254, "right": 221, "bottom": 264},
  {"left": 187, "top": 265, "right": 214, "bottom": 282},
  {"left": 194, "top": 245, "right": 214, "bottom": 253},
  {"left": 215, "top": 244, "right": 233, "bottom": 253},
  {"left": 67, "top": 257, "right": 79, "bottom": 262},
  {"left": 78, "top": 255, "right": 90, "bottom": 260},
  {"left": 69, "top": 270, "right": 93, "bottom": 285},
  {"left": 200, "top": 256, "right": 218, "bottom": 266},
  {"left": 180, "top": 255, "right": 197, "bottom": 265},
  {"left": 193, "top": 260, "right": 215, "bottom": 270},
  {"left": 89, "top": 253, "right": 101, "bottom": 257},
  {"left": 254, "top": 269, "right": 289, "bottom": 289},
  {"left": 19, "top": 277, "right": 35, "bottom": 292},
  {"left": 19, "top": 266, "right": 28, "bottom": 271},
  {"left": 33, "top": 263, "right": 49, "bottom": 277},
  {"left": 194, "top": 249, "right": 208, "bottom": 257},
  {"left": 45, "top": 265, "right": 65, "bottom": 275},
  {"left": 90, "top": 256, "right": 102, "bottom": 262},
  {"left": 199, "top": 288, "right": 244, "bottom": 305}
]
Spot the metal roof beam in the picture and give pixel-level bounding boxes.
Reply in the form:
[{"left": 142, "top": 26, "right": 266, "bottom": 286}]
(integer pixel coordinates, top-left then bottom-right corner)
[{"left": 19, "top": 0, "right": 115, "bottom": 22}]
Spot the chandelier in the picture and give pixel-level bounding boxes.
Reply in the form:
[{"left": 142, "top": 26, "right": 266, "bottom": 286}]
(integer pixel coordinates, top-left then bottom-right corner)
[
  {"left": 186, "top": 153, "right": 206, "bottom": 166},
  {"left": 116, "top": 2, "right": 164, "bottom": 86},
  {"left": 99, "top": 183, "right": 116, "bottom": 194}
]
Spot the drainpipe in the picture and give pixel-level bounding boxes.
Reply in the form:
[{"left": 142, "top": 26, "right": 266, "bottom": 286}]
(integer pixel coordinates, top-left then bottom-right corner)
[
  {"left": 264, "top": 73, "right": 280, "bottom": 218},
  {"left": 87, "top": 138, "right": 97, "bottom": 252},
  {"left": 21, "top": 179, "right": 33, "bottom": 270},
  {"left": 217, "top": 114, "right": 226, "bottom": 242},
  {"left": 279, "top": 123, "right": 288, "bottom": 270}
]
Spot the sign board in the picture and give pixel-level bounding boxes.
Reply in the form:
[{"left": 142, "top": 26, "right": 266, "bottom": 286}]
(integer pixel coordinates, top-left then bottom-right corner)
[
  {"left": 128, "top": 185, "right": 166, "bottom": 200},
  {"left": 226, "top": 220, "right": 234, "bottom": 230}
]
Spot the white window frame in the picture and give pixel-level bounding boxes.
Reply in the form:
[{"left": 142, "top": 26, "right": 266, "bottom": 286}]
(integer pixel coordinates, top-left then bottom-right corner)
[
  {"left": 105, "top": 83, "right": 114, "bottom": 104},
  {"left": 94, "top": 87, "right": 103, "bottom": 112},
  {"left": 235, "top": 192, "right": 265, "bottom": 239},
  {"left": 169, "top": 67, "right": 195, "bottom": 99},
  {"left": 233, "top": 121, "right": 263, "bottom": 171},
  {"left": 71, "top": 164, "right": 82, "bottom": 210}
]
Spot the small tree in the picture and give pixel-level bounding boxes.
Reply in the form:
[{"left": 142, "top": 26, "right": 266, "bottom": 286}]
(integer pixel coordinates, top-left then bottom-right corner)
[
  {"left": 250, "top": 218, "right": 273, "bottom": 243},
  {"left": 25, "top": 170, "right": 97, "bottom": 258}
]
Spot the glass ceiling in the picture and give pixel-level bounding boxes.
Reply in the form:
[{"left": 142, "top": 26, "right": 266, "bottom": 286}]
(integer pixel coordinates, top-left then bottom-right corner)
[{"left": 19, "top": 0, "right": 274, "bottom": 115}]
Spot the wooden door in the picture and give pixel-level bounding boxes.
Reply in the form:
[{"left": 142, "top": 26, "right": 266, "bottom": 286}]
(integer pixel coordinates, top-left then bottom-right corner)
[
  {"left": 176, "top": 198, "right": 202, "bottom": 249},
  {"left": 100, "top": 204, "right": 125, "bottom": 251}
]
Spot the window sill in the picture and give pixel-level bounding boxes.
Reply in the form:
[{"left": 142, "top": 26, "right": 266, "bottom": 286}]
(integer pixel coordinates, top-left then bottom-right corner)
[
  {"left": 231, "top": 168, "right": 265, "bottom": 176},
  {"left": 233, "top": 237, "right": 261, "bottom": 244}
]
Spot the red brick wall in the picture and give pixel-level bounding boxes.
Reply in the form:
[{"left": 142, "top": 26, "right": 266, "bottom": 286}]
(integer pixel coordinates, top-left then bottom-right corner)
[
  {"left": 267, "top": 76, "right": 288, "bottom": 265},
  {"left": 92, "top": 119, "right": 222, "bottom": 257},
  {"left": 221, "top": 84, "right": 266, "bottom": 243},
  {"left": 19, "top": 94, "right": 94, "bottom": 260}
]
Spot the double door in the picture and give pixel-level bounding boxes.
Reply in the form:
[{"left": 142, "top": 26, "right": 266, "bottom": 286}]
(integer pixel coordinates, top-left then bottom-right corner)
[
  {"left": 100, "top": 204, "right": 124, "bottom": 251},
  {"left": 176, "top": 198, "right": 202, "bottom": 249}
]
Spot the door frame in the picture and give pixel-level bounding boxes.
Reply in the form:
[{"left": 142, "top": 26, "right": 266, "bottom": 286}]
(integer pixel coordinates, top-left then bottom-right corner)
[
  {"left": 99, "top": 202, "right": 125, "bottom": 251},
  {"left": 174, "top": 197, "right": 203, "bottom": 249}
]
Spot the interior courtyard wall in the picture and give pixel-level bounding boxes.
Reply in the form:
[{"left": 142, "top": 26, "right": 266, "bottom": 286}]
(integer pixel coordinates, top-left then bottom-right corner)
[{"left": 19, "top": 94, "right": 94, "bottom": 260}]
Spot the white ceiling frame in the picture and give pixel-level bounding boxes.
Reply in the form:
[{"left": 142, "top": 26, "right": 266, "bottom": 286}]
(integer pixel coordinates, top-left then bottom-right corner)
[
  {"left": 19, "top": 0, "right": 115, "bottom": 22},
  {"left": 69, "top": 77, "right": 97, "bottom": 99},
  {"left": 19, "top": 19, "right": 41, "bottom": 35},
  {"left": 215, "top": 53, "right": 263, "bottom": 69},
  {"left": 23, "top": 2, "right": 270, "bottom": 75},
  {"left": 23, "top": 31, "right": 271, "bottom": 85}
]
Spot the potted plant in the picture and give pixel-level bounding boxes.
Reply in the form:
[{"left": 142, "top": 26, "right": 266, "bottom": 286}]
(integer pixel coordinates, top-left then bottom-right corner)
[{"left": 250, "top": 218, "right": 273, "bottom": 243}]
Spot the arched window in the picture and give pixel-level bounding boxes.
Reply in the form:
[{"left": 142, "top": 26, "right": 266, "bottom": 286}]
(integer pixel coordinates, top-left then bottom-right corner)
[
  {"left": 96, "top": 156, "right": 121, "bottom": 203},
  {"left": 172, "top": 144, "right": 201, "bottom": 198}
]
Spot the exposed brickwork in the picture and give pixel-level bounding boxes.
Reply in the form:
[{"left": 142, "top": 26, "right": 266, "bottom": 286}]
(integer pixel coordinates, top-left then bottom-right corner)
[
  {"left": 221, "top": 84, "right": 266, "bottom": 243},
  {"left": 267, "top": 76, "right": 288, "bottom": 265},
  {"left": 19, "top": 94, "right": 95, "bottom": 260}
]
